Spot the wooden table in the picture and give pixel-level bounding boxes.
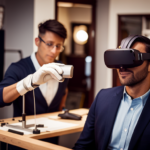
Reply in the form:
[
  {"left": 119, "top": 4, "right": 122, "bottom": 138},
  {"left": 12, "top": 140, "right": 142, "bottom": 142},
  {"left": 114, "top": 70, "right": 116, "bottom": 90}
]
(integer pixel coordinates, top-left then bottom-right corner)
[{"left": 0, "top": 108, "right": 88, "bottom": 150}]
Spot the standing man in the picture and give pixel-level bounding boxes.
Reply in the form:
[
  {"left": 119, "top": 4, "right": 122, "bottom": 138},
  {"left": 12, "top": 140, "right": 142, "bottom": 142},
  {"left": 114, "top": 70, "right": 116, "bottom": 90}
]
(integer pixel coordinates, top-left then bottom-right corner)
[
  {"left": 74, "top": 35, "right": 150, "bottom": 150},
  {"left": 0, "top": 20, "right": 68, "bottom": 149}
]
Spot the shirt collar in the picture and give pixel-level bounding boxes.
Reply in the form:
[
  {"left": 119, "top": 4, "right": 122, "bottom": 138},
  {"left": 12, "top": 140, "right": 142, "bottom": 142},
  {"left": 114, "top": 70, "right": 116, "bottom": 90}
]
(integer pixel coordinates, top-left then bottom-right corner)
[
  {"left": 123, "top": 86, "right": 150, "bottom": 106},
  {"left": 30, "top": 52, "right": 41, "bottom": 71}
]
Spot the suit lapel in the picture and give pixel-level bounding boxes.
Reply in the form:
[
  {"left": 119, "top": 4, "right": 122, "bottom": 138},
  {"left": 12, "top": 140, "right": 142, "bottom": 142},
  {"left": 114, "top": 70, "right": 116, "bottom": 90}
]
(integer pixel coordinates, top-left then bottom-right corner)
[
  {"left": 128, "top": 94, "right": 150, "bottom": 150},
  {"left": 102, "top": 86, "right": 124, "bottom": 150}
]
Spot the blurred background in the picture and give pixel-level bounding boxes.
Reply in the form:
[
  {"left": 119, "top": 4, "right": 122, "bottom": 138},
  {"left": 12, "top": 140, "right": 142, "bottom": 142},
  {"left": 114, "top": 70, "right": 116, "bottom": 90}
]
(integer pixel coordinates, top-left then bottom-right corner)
[{"left": 0, "top": 0, "right": 150, "bottom": 148}]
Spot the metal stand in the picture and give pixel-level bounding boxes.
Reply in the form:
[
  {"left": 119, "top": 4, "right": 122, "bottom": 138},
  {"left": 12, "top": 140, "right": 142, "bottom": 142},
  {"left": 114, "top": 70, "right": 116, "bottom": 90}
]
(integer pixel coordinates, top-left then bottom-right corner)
[
  {"left": 5, "top": 95, "right": 34, "bottom": 133},
  {"left": 22, "top": 95, "right": 26, "bottom": 128},
  {"left": 5, "top": 90, "right": 42, "bottom": 134}
]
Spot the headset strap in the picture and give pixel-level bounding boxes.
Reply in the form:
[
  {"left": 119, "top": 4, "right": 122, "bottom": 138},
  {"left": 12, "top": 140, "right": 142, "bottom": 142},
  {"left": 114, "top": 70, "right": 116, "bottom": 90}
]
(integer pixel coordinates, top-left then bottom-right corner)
[
  {"left": 141, "top": 53, "right": 150, "bottom": 60},
  {"left": 120, "top": 35, "right": 140, "bottom": 48}
]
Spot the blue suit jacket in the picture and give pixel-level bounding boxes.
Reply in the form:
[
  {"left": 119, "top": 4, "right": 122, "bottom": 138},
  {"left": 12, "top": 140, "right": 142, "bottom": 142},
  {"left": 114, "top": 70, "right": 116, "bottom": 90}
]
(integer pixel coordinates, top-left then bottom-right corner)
[{"left": 74, "top": 86, "right": 150, "bottom": 150}]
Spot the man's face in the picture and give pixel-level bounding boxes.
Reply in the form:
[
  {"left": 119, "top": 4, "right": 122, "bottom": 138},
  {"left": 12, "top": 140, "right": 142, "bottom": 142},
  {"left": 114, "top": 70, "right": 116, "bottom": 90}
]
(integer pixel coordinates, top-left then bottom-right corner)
[
  {"left": 35, "top": 31, "right": 64, "bottom": 65},
  {"left": 117, "top": 42, "right": 150, "bottom": 86}
]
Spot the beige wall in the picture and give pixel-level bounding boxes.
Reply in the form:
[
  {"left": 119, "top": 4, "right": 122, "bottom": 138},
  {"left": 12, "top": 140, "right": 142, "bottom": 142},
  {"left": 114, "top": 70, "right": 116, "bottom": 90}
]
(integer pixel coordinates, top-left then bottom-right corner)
[
  {"left": 68, "top": 7, "right": 92, "bottom": 23},
  {"left": 58, "top": 7, "right": 71, "bottom": 55},
  {"left": 94, "top": 0, "right": 111, "bottom": 96},
  {"left": 33, "top": 0, "right": 55, "bottom": 52}
]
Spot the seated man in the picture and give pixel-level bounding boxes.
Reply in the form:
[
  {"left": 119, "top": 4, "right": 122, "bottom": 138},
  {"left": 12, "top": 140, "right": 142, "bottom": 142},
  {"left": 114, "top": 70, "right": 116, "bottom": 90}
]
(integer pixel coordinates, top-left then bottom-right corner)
[
  {"left": 0, "top": 19, "right": 68, "bottom": 150},
  {"left": 74, "top": 35, "right": 150, "bottom": 150}
]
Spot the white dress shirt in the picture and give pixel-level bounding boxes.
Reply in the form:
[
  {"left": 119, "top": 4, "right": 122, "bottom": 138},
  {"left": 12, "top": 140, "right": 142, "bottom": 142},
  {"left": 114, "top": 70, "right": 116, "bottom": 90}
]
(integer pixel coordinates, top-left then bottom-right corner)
[{"left": 30, "top": 52, "right": 59, "bottom": 106}]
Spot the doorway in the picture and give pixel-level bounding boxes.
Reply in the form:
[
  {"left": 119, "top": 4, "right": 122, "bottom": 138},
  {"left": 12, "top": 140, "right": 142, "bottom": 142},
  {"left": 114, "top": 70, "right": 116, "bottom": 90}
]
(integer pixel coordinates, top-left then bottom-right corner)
[{"left": 56, "top": 0, "right": 96, "bottom": 108}]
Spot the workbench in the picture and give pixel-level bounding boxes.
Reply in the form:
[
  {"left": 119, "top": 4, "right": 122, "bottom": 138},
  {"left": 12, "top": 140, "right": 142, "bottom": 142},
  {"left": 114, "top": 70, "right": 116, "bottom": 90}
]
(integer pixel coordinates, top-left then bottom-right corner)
[{"left": 0, "top": 108, "right": 88, "bottom": 150}]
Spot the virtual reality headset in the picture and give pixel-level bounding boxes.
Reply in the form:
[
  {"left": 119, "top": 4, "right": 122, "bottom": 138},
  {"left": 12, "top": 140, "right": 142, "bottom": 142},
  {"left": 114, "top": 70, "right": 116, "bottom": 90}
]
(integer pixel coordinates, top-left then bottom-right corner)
[
  {"left": 104, "top": 35, "right": 150, "bottom": 69},
  {"left": 104, "top": 49, "right": 150, "bottom": 68}
]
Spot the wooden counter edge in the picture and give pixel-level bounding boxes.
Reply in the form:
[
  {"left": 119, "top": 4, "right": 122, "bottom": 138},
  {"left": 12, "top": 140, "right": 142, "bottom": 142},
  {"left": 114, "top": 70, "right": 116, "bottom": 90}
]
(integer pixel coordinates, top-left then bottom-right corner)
[
  {"left": 28, "top": 124, "right": 84, "bottom": 139},
  {"left": 0, "top": 130, "right": 71, "bottom": 150}
]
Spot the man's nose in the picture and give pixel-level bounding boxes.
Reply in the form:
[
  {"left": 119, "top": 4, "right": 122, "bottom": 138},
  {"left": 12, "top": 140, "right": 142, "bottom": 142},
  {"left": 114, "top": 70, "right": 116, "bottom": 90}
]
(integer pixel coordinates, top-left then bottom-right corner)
[{"left": 51, "top": 46, "right": 57, "bottom": 53}]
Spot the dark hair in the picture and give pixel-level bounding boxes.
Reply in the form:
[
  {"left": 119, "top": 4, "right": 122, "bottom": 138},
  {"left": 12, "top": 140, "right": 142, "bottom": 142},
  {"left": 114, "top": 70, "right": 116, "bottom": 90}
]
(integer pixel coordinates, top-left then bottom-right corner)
[
  {"left": 130, "top": 35, "right": 150, "bottom": 53},
  {"left": 38, "top": 20, "right": 67, "bottom": 39}
]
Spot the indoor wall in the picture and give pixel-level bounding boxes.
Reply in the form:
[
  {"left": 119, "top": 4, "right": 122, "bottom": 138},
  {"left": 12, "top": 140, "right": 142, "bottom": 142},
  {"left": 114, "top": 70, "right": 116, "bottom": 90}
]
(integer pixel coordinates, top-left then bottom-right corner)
[
  {"left": 33, "top": 0, "right": 55, "bottom": 52},
  {"left": 0, "top": 0, "right": 34, "bottom": 119},
  {"left": 108, "top": 0, "right": 150, "bottom": 49},
  {"left": 94, "top": 0, "right": 110, "bottom": 95}
]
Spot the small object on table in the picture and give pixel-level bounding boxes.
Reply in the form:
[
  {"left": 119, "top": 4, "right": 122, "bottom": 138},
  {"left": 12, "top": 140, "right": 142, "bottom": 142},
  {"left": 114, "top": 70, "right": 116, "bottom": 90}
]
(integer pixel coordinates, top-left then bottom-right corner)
[
  {"left": 1, "top": 122, "right": 8, "bottom": 127},
  {"left": 36, "top": 124, "right": 44, "bottom": 128},
  {"left": 58, "top": 109, "right": 82, "bottom": 120},
  {"left": 1, "top": 122, "right": 6, "bottom": 127},
  {"left": 8, "top": 129, "right": 24, "bottom": 135},
  {"left": 33, "top": 127, "right": 40, "bottom": 134}
]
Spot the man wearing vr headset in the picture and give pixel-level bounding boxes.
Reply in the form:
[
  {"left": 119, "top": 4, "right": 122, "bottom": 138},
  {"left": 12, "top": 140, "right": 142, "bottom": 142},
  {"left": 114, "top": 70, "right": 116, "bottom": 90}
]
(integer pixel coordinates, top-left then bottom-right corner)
[{"left": 74, "top": 35, "right": 150, "bottom": 150}]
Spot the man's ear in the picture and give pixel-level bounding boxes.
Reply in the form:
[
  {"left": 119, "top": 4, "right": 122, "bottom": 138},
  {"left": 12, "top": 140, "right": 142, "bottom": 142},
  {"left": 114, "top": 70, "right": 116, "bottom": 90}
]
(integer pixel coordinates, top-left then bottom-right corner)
[
  {"left": 148, "top": 62, "right": 150, "bottom": 72},
  {"left": 35, "top": 37, "right": 40, "bottom": 47}
]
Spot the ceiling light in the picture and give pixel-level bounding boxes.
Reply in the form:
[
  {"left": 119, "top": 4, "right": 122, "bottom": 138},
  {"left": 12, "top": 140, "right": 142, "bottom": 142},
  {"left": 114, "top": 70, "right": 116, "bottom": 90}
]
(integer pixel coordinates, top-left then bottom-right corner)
[
  {"left": 76, "top": 30, "right": 88, "bottom": 42},
  {"left": 73, "top": 25, "right": 88, "bottom": 45},
  {"left": 57, "top": 2, "right": 73, "bottom": 8}
]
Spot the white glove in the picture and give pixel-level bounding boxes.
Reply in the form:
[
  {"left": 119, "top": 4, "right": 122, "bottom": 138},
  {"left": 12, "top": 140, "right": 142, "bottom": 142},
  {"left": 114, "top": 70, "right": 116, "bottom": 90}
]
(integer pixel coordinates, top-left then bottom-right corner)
[
  {"left": 32, "top": 63, "right": 64, "bottom": 84},
  {"left": 16, "top": 63, "right": 64, "bottom": 95}
]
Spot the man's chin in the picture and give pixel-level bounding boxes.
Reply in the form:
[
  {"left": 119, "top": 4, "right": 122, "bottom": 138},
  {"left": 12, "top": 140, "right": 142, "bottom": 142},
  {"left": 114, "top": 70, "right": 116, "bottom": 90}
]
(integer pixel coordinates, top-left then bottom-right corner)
[
  {"left": 45, "top": 59, "right": 54, "bottom": 64},
  {"left": 119, "top": 78, "right": 135, "bottom": 86},
  {"left": 120, "top": 80, "right": 136, "bottom": 87}
]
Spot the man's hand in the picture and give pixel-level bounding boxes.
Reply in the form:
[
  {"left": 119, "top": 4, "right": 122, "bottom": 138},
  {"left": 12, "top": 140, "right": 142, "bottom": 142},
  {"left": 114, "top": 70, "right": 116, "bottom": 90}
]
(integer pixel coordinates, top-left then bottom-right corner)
[
  {"left": 16, "top": 63, "right": 64, "bottom": 95},
  {"left": 32, "top": 63, "right": 64, "bottom": 85}
]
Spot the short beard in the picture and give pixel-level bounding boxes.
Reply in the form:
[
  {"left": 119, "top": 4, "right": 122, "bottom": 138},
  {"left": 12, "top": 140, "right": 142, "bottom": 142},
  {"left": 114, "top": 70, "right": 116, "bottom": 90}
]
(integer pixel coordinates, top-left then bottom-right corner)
[{"left": 119, "top": 64, "right": 149, "bottom": 87}]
